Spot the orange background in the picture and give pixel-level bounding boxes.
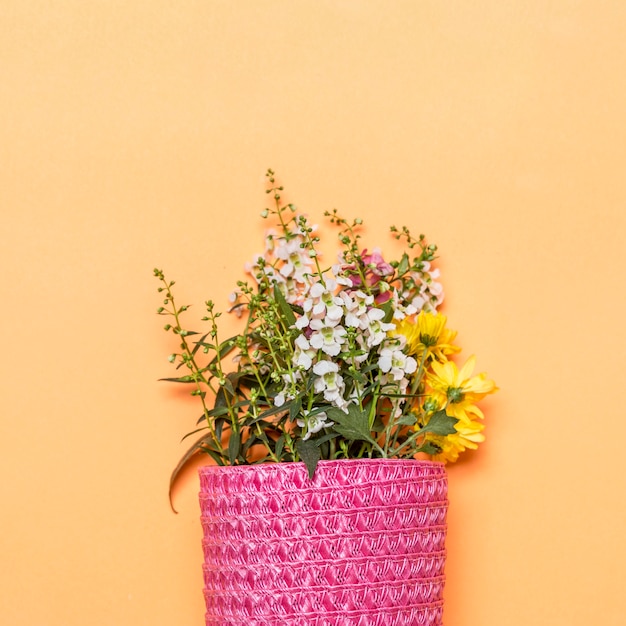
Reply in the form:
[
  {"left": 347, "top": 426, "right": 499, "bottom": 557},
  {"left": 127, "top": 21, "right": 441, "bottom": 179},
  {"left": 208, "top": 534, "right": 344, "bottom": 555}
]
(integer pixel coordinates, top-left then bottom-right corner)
[{"left": 2, "top": 1, "right": 625, "bottom": 624}]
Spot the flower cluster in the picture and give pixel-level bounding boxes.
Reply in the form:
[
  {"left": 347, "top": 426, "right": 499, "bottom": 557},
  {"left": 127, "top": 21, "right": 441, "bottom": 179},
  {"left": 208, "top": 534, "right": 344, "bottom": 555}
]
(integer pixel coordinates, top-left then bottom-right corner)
[{"left": 155, "top": 170, "right": 497, "bottom": 483}]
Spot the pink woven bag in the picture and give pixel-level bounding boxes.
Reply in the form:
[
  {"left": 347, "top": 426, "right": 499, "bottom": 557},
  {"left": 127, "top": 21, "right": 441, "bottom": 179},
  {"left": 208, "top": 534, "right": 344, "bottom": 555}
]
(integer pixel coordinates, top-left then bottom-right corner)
[{"left": 199, "top": 459, "right": 448, "bottom": 626}]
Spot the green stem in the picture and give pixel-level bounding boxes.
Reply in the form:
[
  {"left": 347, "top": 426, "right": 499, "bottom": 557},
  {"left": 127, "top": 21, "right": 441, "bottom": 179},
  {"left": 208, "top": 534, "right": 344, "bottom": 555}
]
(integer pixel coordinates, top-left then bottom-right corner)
[
  {"left": 158, "top": 274, "right": 226, "bottom": 459},
  {"left": 410, "top": 348, "right": 429, "bottom": 395}
]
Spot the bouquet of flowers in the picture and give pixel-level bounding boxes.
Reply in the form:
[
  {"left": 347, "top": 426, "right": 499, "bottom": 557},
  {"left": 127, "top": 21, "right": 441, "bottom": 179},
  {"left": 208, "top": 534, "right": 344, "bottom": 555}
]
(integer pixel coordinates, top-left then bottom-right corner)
[{"left": 155, "top": 170, "right": 497, "bottom": 490}]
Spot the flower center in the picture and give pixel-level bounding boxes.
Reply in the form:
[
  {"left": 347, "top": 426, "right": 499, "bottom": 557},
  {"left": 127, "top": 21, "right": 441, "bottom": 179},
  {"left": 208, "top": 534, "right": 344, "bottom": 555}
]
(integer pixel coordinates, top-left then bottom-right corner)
[
  {"left": 447, "top": 387, "right": 465, "bottom": 404},
  {"left": 321, "top": 326, "right": 335, "bottom": 342},
  {"left": 289, "top": 252, "right": 302, "bottom": 267},
  {"left": 323, "top": 372, "right": 337, "bottom": 387},
  {"left": 420, "top": 333, "right": 438, "bottom": 347}
]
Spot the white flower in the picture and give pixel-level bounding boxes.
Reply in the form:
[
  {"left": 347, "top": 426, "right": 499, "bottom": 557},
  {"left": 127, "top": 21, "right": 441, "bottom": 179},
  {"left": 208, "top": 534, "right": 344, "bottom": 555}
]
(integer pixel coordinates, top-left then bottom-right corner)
[
  {"left": 275, "top": 237, "right": 313, "bottom": 283},
  {"left": 339, "top": 290, "right": 374, "bottom": 328},
  {"left": 344, "top": 334, "right": 370, "bottom": 365},
  {"left": 297, "top": 410, "right": 334, "bottom": 440},
  {"left": 363, "top": 309, "right": 396, "bottom": 348},
  {"left": 390, "top": 288, "right": 417, "bottom": 320},
  {"left": 273, "top": 371, "right": 301, "bottom": 408},
  {"left": 313, "top": 360, "right": 346, "bottom": 407},
  {"left": 293, "top": 334, "right": 316, "bottom": 370},
  {"left": 304, "top": 280, "right": 344, "bottom": 321},
  {"left": 309, "top": 318, "right": 347, "bottom": 356},
  {"left": 408, "top": 263, "right": 444, "bottom": 313},
  {"left": 331, "top": 258, "right": 355, "bottom": 287},
  {"left": 295, "top": 312, "right": 310, "bottom": 330},
  {"left": 378, "top": 344, "right": 418, "bottom": 381}
]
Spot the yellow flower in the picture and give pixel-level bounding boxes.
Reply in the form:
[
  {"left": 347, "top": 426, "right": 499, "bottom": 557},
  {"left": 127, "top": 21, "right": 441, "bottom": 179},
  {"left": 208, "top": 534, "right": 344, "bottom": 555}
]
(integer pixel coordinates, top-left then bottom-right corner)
[
  {"left": 427, "top": 418, "right": 486, "bottom": 463},
  {"left": 426, "top": 355, "right": 498, "bottom": 422},
  {"left": 393, "top": 311, "right": 460, "bottom": 361}
]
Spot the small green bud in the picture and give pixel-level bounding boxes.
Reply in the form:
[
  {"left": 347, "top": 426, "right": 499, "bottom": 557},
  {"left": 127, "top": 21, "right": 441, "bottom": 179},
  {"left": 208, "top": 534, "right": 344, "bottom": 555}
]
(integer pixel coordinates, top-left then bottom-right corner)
[
  {"left": 423, "top": 398, "right": 439, "bottom": 413},
  {"left": 168, "top": 354, "right": 176, "bottom": 363},
  {"left": 164, "top": 324, "right": 171, "bottom": 331},
  {"left": 260, "top": 209, "right": 269, "bottom": 218}
]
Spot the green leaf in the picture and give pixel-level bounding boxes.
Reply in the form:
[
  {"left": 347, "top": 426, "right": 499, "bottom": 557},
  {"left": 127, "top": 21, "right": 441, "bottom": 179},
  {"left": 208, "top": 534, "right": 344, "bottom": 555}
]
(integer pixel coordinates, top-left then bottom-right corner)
[
  {"left": 181, "top": 426, "right": 209, "bottom": 441},
  {"left": 159, "top": 375, "right": 196, "bottom": 384},
  {"left": 273, "top": 283, "right": 296, "bottom": 326},
  {"left": 214, "top": 373, "right": 242, "bottom": 413},
  {"left": 190, "top": 332, "right": 211, "bottom": 357},
  {"left": 289, "top": 396, "right": 303, "bottom": 421},
  {"left": 380, "top": 299, "right": 395, "bottom": 324},
  {"left": 198, "top": 399, "right": 251, "bottom": 425},
  {"left": 395, "top": 414, "right": 418, "bottom": 427},
  {"left": 371, "top": 416, "right": 386, "bottom": 432},
  {"left": 397, "top": 252, "right": 410, "bottom": 277},
  {"left": 177, "top": 329, "right": 200, "bottom": 336},
  {"left": 275, "top": 435, "right": 285, "bottom": 458},
  {"left": 199, "top": 446, "right": 226, "bottom": 466},
  {"left": 311, "top": 432, "right": 340, "bottom": 446},
  {"left": 221, "top": 372, "right": 238, "bottom": 396},
  {"left": 194, "top": 405, "right": 239, "bottom": 426},
  {"left": 214, "top": 388, "right": 230, "bottom": 415},
  {"left": 345, "top": 367, "right": 367, "bottom": 384},
  {"left": 207, "top": 335, "right": 238, "bottom": 366},
  {"left": 241, "top": 432, "right": 257, "bottom": 455},
  {"left": 296, "top": 439, "right": 321, "bottom": 479},
  {"left": 327, "top": 405, "right": 375, "bottom": 444},
  {"left": 252, "top": 402, "right": 290, "bottom": 423},
  {"left": 214, "top": 416, "right": 227, "bottom": 441},
  {"left": 169, "top": 433, "right": 222, "bottom": 513},
  {"left": 305, "top": 369, "right": 317, "bottom": 393},
  {"left": 228, "top": 430, "right": 241, "bottom": 464},
  {"left": 417, "top": 410, "right": 458, "bottom": 436},
  {"left": 416, "top": 442, "right": 441, "bottom": 455}
]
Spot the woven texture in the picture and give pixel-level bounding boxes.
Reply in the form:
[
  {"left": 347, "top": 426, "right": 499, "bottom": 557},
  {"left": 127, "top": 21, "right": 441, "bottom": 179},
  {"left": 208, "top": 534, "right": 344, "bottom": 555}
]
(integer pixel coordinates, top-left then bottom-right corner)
[{"left": 199, "top": 459, "right": 448, "bottom": 626}]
